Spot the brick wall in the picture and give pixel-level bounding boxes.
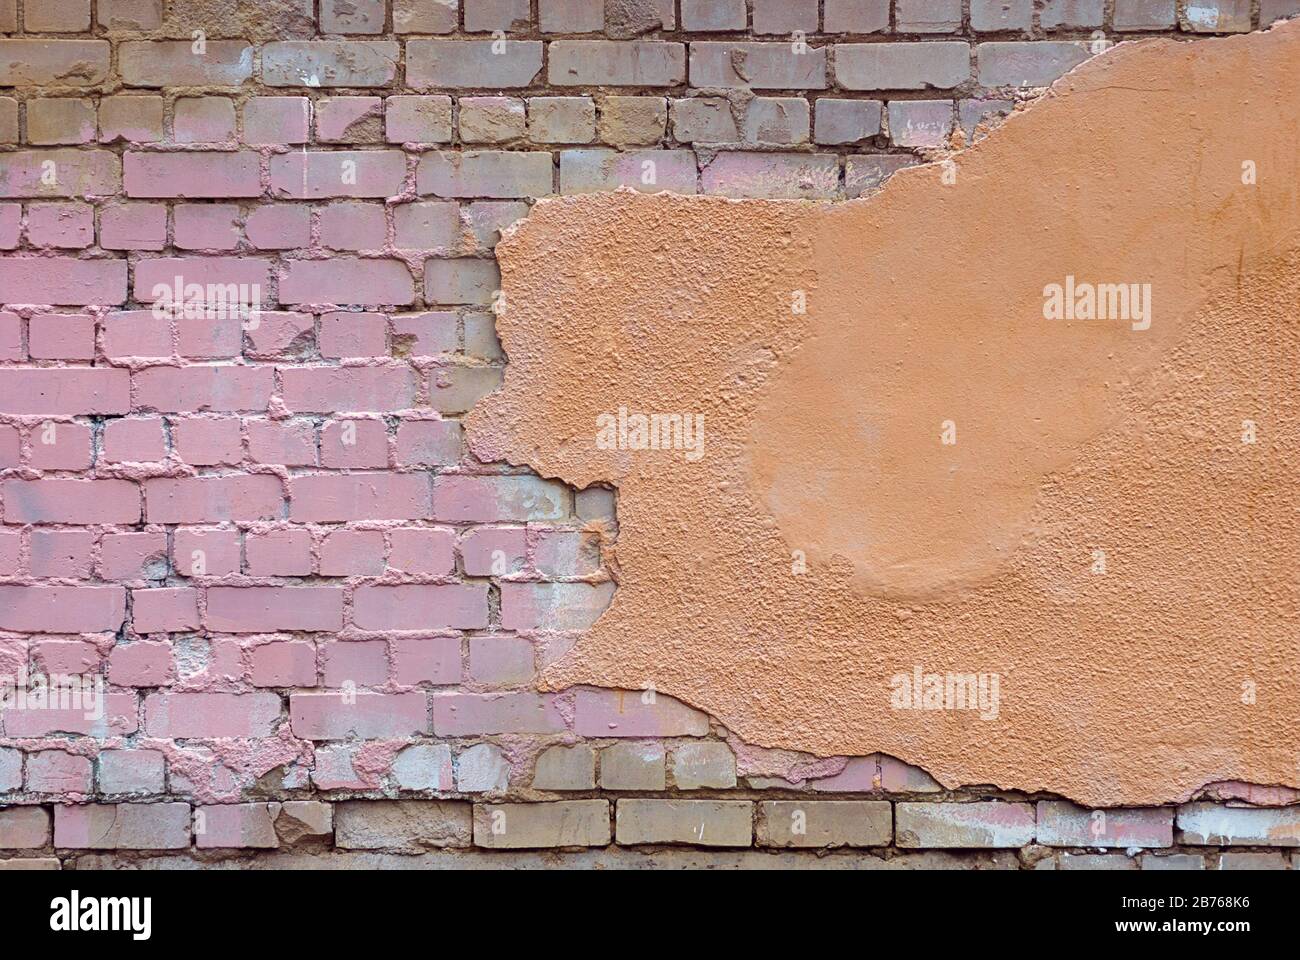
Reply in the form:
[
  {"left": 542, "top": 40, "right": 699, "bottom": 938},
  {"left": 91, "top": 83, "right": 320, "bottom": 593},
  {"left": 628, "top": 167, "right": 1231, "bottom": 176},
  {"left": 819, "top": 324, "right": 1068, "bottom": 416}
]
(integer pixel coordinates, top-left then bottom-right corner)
[{"left": 1, "top": 0, "right": 1298, "bottom": 869}]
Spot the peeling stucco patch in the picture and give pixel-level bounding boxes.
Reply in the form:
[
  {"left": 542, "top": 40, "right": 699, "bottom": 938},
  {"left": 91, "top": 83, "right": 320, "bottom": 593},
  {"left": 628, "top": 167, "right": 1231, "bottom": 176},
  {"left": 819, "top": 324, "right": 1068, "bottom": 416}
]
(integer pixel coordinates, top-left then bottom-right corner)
[{"left": 467, "top": 22, "right": 1300, "bottom": 807}]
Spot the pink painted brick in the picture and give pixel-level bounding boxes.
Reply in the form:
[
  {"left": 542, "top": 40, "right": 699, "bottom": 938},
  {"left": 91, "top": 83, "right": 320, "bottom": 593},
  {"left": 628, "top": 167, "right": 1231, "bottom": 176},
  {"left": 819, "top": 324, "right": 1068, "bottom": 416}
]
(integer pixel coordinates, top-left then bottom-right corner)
[
  {"left": 396, "top": 419, "right": 463, "bottom": 466},
  {"left": 1177, "top": 802, "right": 1300, "bottom": 846},
  {"left": 574, "top": 687, "right": 709, "bottom": 737},
  {"left": 0, "top": 149, "right": 119, "bottom": 199},
  {"left": 0, "top": 369, "right": 128, "bottom": 415},
  {"left": 391, "top": 311, "right": 458, "bottom": 355},
  {"left": 28, "top": 529, "right": 94, "bottom": 577},
  {"left": 27, "top": 313, "right": 93, "bottom": 360},
  {"left": 0, "top": 807, "right": 51, "bottom": 849},
  {"left": 26, "top": 203, "right": 94, "bottom": 248},
  {"left": 144, "top": 475, "right": 283, "bottom": 523},
  {"left": 119, "top": 40, "right": 252, "bottom": 87},
  {"left": 0, "top": 207, "right": 17, "bottom": 250},
  {"left": 290, "top": 691, "right": 429, "bottom": 740},
  {"left": 352, "top": 584, "right": 488, "bottom": 630},
  {"left": 0, "top": 424, "right": 16, "bottom": 468},
  {"left": 320, "top": 418, "right": 388, "bottom": 468},
  {"left": 101, "top": 311, "right": 171, "bottom": 361},
  {"left": 133, "top": 256, "right": 270, "bottom": 304},
  {"left": 132, "top": 365, "right": 274, "bottom": 413},
  {"left": 316, "top": 96, "right": 384, "bottom": 142},
  {"left": 391, "top": 635, "right": 462, "bottom": 685},
  {"left": 320, "top": 311, "right": 388, "bottom": 358},
  {"left": 269, "top": 151, "right": 406, "bottom": 199},
  {"left": 124, "top": 151, "right": 262, "bottom": 199},
  {"left": 1037, "top": 801, "right": 1172, "bottom": 849},
  {"left": 27, "top": 750, "right": 93, "bottom": 794},
  {"left": 0, "top": 310, "right": 20, "bottom": 358},
  {"left": 878, "top": 755, "right": 943, "bottom": 792},
  {"left": 387, "top": 527, "right": 456, "bottom": 575},
  {"left": 394, "top": 202, "right": 459, "bottom": 252},
  {"left": 459, "top": 526, "right": 526, "bottom": 576},
  {"left": 250, "top": 640, "right": 318, "bottom": 687},
  {"left": 97, "top": 749, "right": 166, "bottom": 795},
  {"left": 320, "top": 529, "right": 386, "bottom": 576},
  {"left": 245, "top": 529, "right": 313, "bottom": 576},
  {"left": 322, "top": 640, "right": 389, "bottom": 687},
  {"left": 0, "top": 257, "right": 127, "bottom": 305},
  {"left": 206, "top": 586, "right": 344, "bottom": 633},
  {"left": 102, "top": 418, "right": 167, "bottom": 463},
  {"left": 434, "top": 692, "right": 565, "bottom": 735},
  {"left": 281, "top": 366, "right": 419, "bottom": 414},
  {"left": 262, "top": 40, "right": 399, "bottom": 88},
  {"left": 54, "top": 802, "right": 190, "bottom": 850},
  {"left": 132, "top": 587, "right": 200, "bottom": 633},
  {"left": 174, "top": 203, "right": 241, "bottom": 250},
  {"left": 3, "top": 478, "right": 139, "bottom": 524},
  {"left": 31, "top": 638, "right": 100, "bottom": 674},
  {"left": 243, "top": 97, "right": 311, "bottom": 145},
  {"left": 247, "top": 418, "right": 317, "bottom": 466},
  {"left": 99, "top": 531, "right": 168, "bottom": 580},
  {"left": 143, "top": 692, "right": 282, "bottom": 738},
  {"left": 107, "top": 640, "right": 173, "bottom": 686},
  {"left": 279, "top": 258, "right": 415, "bottom": 306},
  {"left": 99, "top": 202, "right": 167, "bottom": 250},
  {"left": 196, "top": 803, "right": 279, "bottom": 849},
  {"left": 433, "top": 475, "right": 567, "bottom": 522},
  {"left": 172, "top": 417, "right": 243, "bottom": 466},
  {"left": 533, "top": 530, "right": 602, "bottom": 577},
  {"left": 26, "top": 420, "right": 93, "bottom": 470},
  {"left": 320, "top": 202, "right": 387, "bottom": 250},
  {"left": 500, "top": 581, "right": 614, "bottom": 631},
  {"left": 173, "top": 97, "right": 237, "bottom": 143},
  {"left": 468, "top": 635, "right": 534, "bottom": 685},
  {"left": 896, "top": 802, "right": 1036, "bottom": 848},
  {"left": 701, "top": 151, "right": 839, "bottom": 200},
  {"left": 176, "top": 311, "right": 242, "bottom": 360},
  {"left": 246, "top": 205, "right": 312, "bottom": 250},
  {"left": 0, "top": 531, "right": 19, "bottom": 575},
  {"left": 3, "top": 692, "right": 138, "bottom": 737},
  {"left": 289, "top": 473, "right": 430, "bottom": 522},
  {"left": 98, "top": 96, "right": 165, "bottom": 144},
  {"left": 172, "top": 527, "right": 241, "bottom": 577}
]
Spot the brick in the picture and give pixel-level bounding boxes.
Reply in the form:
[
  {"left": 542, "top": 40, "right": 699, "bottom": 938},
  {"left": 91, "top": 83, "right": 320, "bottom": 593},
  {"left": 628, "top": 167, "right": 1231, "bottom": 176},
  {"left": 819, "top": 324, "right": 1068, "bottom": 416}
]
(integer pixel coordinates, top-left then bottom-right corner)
[
  {"left": 289, "top": 473, "right": 430, "bottom": 523},
  {"left": 0, "top": 807, "right": 52, "bottom": 849},
  {"left": 1056, "top": 853, "right": 1138, "bottom": 870},
  {"left": 246, "top": 418, "right": 316, "bottom": 467},
  {"left": 574, "top": 687, "right": 709, "bottom": 737},
  {"left": 353, "top": 584, "right": 488, "bottom": 631},
  {"left": 682, "top": 0, "right": 745, "bottom": 30},
  {"left": 700, "top": 152, "right": 839, "bottom": 200},
  {"left": 25, "top": 0, "right": 91, "bottom": 32},
  {"left": 671, "top": 98, "right": 739, "bottom": 143},
  {"left": 464, "top": 312, "right": 505, "bottom": 360},
  {"left": 319, "top": 204, "right": 387, "bottom": 251},
  {"left": 0, "top": 859, "right": 59, "bottom": 870},
  {"left": 27, "top": 98, "right": 96, "bottom": 146},
  {"left": 262, "top": 41, "right": 400, "bottom": 88},
  {"left": 0, "top": 100, "right": 15, "bottom": 145},
  {"left": 529, "top": 96, "right": 596, "bottom": 144},
  {"left": 1037, "top": 801, "right": 1172, "bottom": 849},
  {"left": 391, "top": 635, "right": 461, "bottom": 685},
  {"left": 459, "top": 97, "right": 526, "bottom": 144},
  {"left": 291, "top": 691, "right": 428, "bottom": 740},
  {"left": 0, "top": 40, "right": 110, "bottom": 86},
  {"left": 1184, "top": 1, "right": 1251, "bottom": 32},
  {"left": 196, "top": 803, "right": 279, "bottom": 849},
  {"left": 250, "top": 640, "right": 318, "bottom": 687},
  {"left": 99, "top": 531, "right": 168, "bottom": 580},
  {"left": 0, "top": 150, "right": 120, "bottom": 199},
  {"left": 599, "top": 96, "right": 668, "bottom": 147},
  {"left": 689, "top": 42, "right": 826, "bottom": 89},
  {"left": 464, "top": 0, "right": 530, "bottom": 31},
  {"left": 742, "top": 98, "right": 810, "bottom": 144},
  {"left": 958, "top": 97, "right": 1013, "bottom": 141},
  {"left": 467, "top": 636, "right": 533, "bottom": 685},
  {"left": 824, "top": 0, "right": 890, "bottom": 33},
  {"left": 1113, "top": 0, "right": 1176, "bottom": 30},
  {"left": 396, "top": 419, "right": 462, "bottom": 466},
  {"left": 107, "top": 641, "right": 171, "bottom": 686},
  {"left": 896, "top": 0, "right": 961, "bottom": 32},
  {"left": 4, "top": 692, "right": 138, "bottom": 737},
  {"left": 896, "top": 801, "right": 1035, "bottom": 848},
  {"left": 845, "top": 154, "right": 919, "bottom": 197},
  {"left": 475, "top": 801, "right": 609, "bottom": 848},
  {"left": 977, "top": 42, "right": 1092, "bottom": 87},
  {"left": 758, "top": 801, "right": 892, "bottom": 848},
  {"left": 54, "top": 803, "right": 190, "bottom": 850},
  {"left": 245, "top": 529, "right": 313, "bottom": 576},
  {"left": 540, "top": 0, "right": 602, "bottom": 33},
  {"left": 3, "top": 477, "right": 140, "bottom": 525},
  {"left": 335, "top": 800, "right": 470, "bottom": 850},
  {"left": 1040, "top": 0, "right": 1105, "bottom": 28},
  {"left": 815, "top": 98, "right": 883, "bottom": 144},
  {"left": 99, "top": 96, "right": 165, "bottom": 143},
  {"left": 549, "top": 40, "right": 685, "bottom": 86},
  {"left": 407, "top": 40, "right": 542, "bottom": 89},
  {"left": 144, "top": 475, "right": 282, "bottom": 523},
  {"left": 532, "top": 530, "right": 601, "bottom": 577},
  {"left": 133, "top": 587, "right": 200, "bottom": 633},
  {"left": 1139, "top": 853, "right": 1206, "bottom": 870},
  {"left": 435, "top": 475, "right": 569, "bottom": 523},
  {"left": 25, "top": 203, "right": 93, "bottom": 249},
  {"left": 100, "top": 202, "right": 166, "bottom": 250},
  {"left": 29, "top": 529, "right": 93, "bottom": 577},
  {"left": 888, "top": 99, "right": 953, "bottom": 148},
  {"left": 119, "top": 41, "right": 253, "bottom": 87},
  {"left": 417, "top": 151, "right": 552, "bottom": 199},
  {"left": 316, "top": 97, "right": 384, "bottom": 144},
  {"left": 616, "top": 799, "right": 752, "bottom": 847},
  {"left": 274, "top": 801, "right": 333, "bottom": 844},
  {"left": 392, "top": 743, "right": 455, "bottom": 791},
  {"left": 533, "top": 744, "right": 596, "bottom": 790},
  {"left": 1177, "top": 802, "right": 1300, "bottom": 846},
  {"left": 270, "top": 150, "right": 402, "bottom": 200},
  {"left": 395, "top": 0, "right": 460, "bottom": 33},
  {"left": 0, "top": 257, "right": 126, "bottom": 305},
  {"left": 28, "top": 311, "right": 93, "bottom": 356},
  {"left": 1263, "top": 1, "right": 1300, "bottom": 25},
  {"left": 455, "top": 743, "right": 510, "bottom": 792},
  {"left": 246, "top": 207, "right": 311, "bottom": 250},
  {"left": 600, "top": 742, "right": 665, "bottom": 790},
  {"left": 97, "top": 750, "right": 165, "bottom": 795},
  {"left": 320, "top": 417, "right": 388, "bottom": 468},
  {"left": 322, "top": 640, "right": 388, "bottom": 688},
  {"left": 173, "top": 97, "right": 236, "bottom": 143},
  {"left": 459, "top": 526, "right": 526, "bottom": 575},
  {"left": 752, "top": 0, "right": 818, "bottom": 34},
  {"left": 133, "top": 365, "right": 273, "bottom": 413},
  {"left": 320, "top": 0, "right": 387, "bottom": 34},
  {"left": 500, "top": 582, "right": 615, "bottom": 631},
  {"left": 836, "top": 42, "right": 971, "bottom": 90},
  {"left": 386, "top": 96, "right": 453, "bottom": 143},
  {"left": 433, "top": 692, "right": 565, "bottom": 735},
  {"left": 206, "top": 586, "right": 344, "bottom": 632},
  {"left": 124, "top": 151, "right": 261, "bottom": 199},
  {"left": 424, "top": 259, "right": 501, "bottom": 305},
  {"left": 971, "top": 0, "right": 1033, "bottom": 31},
  {"left": 172, "top": 528, "right": 241, "bottom": 577},
  {"left": 27, "top": 751, "right": 93, "bottom": 794},
  {"left": 279, "top": 259, "right": 415, "bottom": 305},
  {"left": 100, "top": 0, "right": 164, "bottom": 30},
  {"left": 671, "top": 742, "right": 737, "bottom": 789},
  {"left": 1215, "top": 852, "right": 1289, "bottom": 870},
  {"left": 144, "top": 692, "right": 282, "bottom": 738},
  {"left": 243, "top": 97, "right": 310, "bottom": 145}
]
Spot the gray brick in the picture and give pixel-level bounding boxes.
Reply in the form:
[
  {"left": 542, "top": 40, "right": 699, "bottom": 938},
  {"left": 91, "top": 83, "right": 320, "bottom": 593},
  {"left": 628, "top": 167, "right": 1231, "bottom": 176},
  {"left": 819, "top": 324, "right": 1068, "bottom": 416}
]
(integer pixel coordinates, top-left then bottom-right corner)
[
  {"left": 464, "top": 0, "right": 531, "bottom": 32},
  {"left": 824, "top": 0, "right": 889, "bottom": 33},
  {"left": 532, "top": 744, "right": 596, "bottom": 790},
  {"left": 887, "top": 99, "right": 952, "bottom": 148},
  {"left": 616, "top": 799, "right": 752, "bottom": 847},
  {"left": 455, "top": 743, "right": 510, "bottom": 792},
  {"left": 1040, "top": 0, "right": 1105, "bottom": 29},
  {"left": 53, "top": 802, "right": 190, "bottom": 850},
  {"left": 394, "top": 0, "right": 460, "bottom": 33},
  {"left": 896, "top": 0, "right": 961, "bottom": 33},
  {"left": 671, "top": 742, "right": 737, "bottom": 789},
  {"left": 1036, "top": 801, "right": 1173, "bottom": 849},
  {"left": 97, "top": 749, "right": 165, "bottom": 794},
  {"left": 528, "top": 96, "right": 596, "bottom": 143},
  {"left": 119, "top": 41, "right": 249, "bottom": 87},
  {"left": 815, "top": 98, "right": 883, "bottom": 144},
  {"left": 971, "top": 0, "right": 1032, "bottom": 32},
  {"left": 549, "top": 40, "right": 686, "bottom": 86},
  {"left": 1177, "top": 802, "right": 1300, "bottom": 846},
  {"left": 559, "top": 148, "right": 697, "bottom": 194},
  {"left": 407, "top": 40, "right": 543, "bottom": 89},
  {"left": 0, "top": 806, "right": 51, "bottom": 849},
  {"left": 598, "top": 96, "right": 668, "bottom": 147},
  {"left": 605, "top": 0, "right": 676, "bottom": 35},
  {"left": 417, "top": 151, "right": 553, "bottom": 198},
  {"left": 752, "top": 0, "right": 818, "bottom": 34},
  {"left": 670, "top": 97, "right": 739, "bottom": 143},
  {"left": 386, "top": 96, "right": 454, "bottom": 144},
  {"left": 458, "top": 97, "right": 526, "bottom": 144},
  {"left": 958, "top": 97, "right": 1012, "bottom": 141},
  {"left": 1140, "top": 853, "right": 1206, "bottom": 870},
  {"left": 682, "top": 0, "right": 746, "bottom": 31},
  {"left": 391, "top": 743, "right": 454, "bottom": 790},
  {"left": 896, "top": 802, "right": 1035, "bottom": 848},
  {"left": 474, "top": 800, "right": 610, "bottom": 848},
  {"left": 1057, "top": 853, "right": 1138, "bottom": 870},
  {"left": 835, "top": 41, "right": 970, "bottom": 91},
  {"left": 275, "top": 801, "right": 334, "bottom": 844},
  {"left": 741, "top": 97, "right": 810, "bottom": 144},
  {"left": 321, "top": 0, "right": 386, "bottom": 34},
  {"left": 1215, "top": 851, "right": 1290, "bottom": 870},
  {"left": 425, "top": 258, "right": 502, "bottom": 305},
  {"left": 600, "top": 742, "right": 666, "bottom": 790},
  {"left": 462, "top": 200, "right": 529, "bottom": 250},
  {"left": 335, "top": 800, "right": 471, "bottom": 850},
  {"left": 700, "top": 151, "right": 839, "bottom": 199},
  {"left": 1182, "top": 1, "right": 1251, "bottom": 32},
  {"left": 1113, "top": 0, "right": 1176, "bottom": 31},
  {"left": 539, "top": 0, "right": 603, "bottom": 33},
  {"left": 689, "top": 41, "right": 827, "bottom": 89},
  {"left": 1263, "top": 1, "right": 1300, "bottom": 26},
  {"left": 977, "top": 42, "right": 1091, "bottom": 87},
  {"left": 757, "top": 801, "right": 892, "bottom": 848},
  {"left": 262, "top": 41, "right": 399, "bottom": 88}
]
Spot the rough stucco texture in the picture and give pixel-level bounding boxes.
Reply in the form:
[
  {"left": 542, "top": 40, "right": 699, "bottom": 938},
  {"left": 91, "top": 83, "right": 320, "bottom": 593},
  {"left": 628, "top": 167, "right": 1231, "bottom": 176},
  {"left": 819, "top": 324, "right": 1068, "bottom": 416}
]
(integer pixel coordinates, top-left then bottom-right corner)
[{"left": 467, "top": 22, "right": 1300, "bottom": 809}]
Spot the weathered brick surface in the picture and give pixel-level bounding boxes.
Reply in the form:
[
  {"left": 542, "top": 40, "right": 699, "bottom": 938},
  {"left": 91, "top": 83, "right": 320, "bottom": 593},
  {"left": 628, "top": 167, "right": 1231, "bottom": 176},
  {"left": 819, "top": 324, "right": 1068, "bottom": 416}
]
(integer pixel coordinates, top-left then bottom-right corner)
[
  {"left": 896, "top": 802, "right": 1035, "bottom": 848},
  {"left": 757, "top": 801, "right": 892, "bottom": 848},
  {"left": 474, "top": 801, "right": 610, "bottom": 848},
  {"left": 616, "top": 799, "right": 753, "bottom": 847},
  {"left": 1177, "top": 802, "right": 1300, "bottom": 846}
]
